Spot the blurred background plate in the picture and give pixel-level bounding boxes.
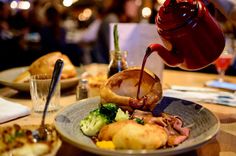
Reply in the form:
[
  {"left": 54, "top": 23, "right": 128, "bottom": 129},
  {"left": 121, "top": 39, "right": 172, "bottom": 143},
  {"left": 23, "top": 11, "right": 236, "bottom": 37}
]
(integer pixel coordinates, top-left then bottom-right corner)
[
  {"left": 54, "top": 96, "right": 220, "bottom": 156},
  {"left": 0, "top": 66, "right": 80, "bottom": 92}
]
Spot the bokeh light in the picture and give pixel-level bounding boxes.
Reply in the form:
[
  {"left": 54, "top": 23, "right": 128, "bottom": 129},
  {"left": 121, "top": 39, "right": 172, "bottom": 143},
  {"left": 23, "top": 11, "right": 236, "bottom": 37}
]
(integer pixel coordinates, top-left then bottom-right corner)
[
  {"left": 142, "top": 7, "right": 152, "bottom": 18},
  {"left": 78, "top": 8, "right": 93, "bottom": 21},
  {"left": 10, "top": 1, "right": 30, "bottom": 10}
]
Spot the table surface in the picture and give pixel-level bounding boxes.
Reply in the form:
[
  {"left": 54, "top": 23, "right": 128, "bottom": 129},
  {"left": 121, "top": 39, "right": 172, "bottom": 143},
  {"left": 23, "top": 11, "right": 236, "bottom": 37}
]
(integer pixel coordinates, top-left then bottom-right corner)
[{"left": 0, "top": 67, "right": 236, "bottom": 156}]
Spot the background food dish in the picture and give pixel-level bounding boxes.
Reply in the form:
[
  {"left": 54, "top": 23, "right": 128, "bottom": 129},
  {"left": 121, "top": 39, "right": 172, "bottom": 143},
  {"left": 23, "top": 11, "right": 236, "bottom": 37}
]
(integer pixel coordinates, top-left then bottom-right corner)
[
  {"left": 54, "top": 96, "right": 220, "bottom": 156},
  {"left": 28, "top": 52, "right": 77, "bottom": 79},
  {"left": 81, "top": 63, "right": 108, "bottom": 97},
  {"left": 0, "top": 67, "right": 80, "bottom": 92},
  {"left": 0, "top": 64, "right": 108, "bottom": 92},
  {"left": 0, "top": 124, "right": 61, "bottom": 156}
]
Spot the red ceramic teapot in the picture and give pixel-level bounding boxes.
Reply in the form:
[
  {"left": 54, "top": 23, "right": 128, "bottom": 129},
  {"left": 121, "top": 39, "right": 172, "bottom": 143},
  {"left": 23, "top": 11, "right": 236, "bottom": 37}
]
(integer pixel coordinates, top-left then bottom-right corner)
[{"left": 147, "top": 0, "right": 225, "bottom": 70}]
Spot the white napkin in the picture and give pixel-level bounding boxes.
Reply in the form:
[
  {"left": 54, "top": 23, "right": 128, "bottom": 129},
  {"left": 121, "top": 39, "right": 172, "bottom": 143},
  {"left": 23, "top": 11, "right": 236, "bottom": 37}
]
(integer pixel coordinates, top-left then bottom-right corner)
[
  {"left": 164, "top": 89, "right": 236, "bottom": 107},
  {"left": 0, "top": 98, "right": 31, "bottom": 124}
]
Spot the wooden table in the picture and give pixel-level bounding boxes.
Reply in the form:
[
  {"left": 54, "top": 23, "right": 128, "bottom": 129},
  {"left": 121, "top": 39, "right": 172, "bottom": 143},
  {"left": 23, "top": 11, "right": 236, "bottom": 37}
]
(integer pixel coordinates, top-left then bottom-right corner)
[{"left": 0, "top": 69, "right": 236, "bottom": 156}]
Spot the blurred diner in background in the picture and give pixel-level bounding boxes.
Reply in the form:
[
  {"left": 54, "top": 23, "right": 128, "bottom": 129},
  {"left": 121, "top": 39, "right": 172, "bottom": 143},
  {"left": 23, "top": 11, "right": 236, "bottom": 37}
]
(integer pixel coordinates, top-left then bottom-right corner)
[{"left": 0, "top": 0, "right": 235, "bottom": 75}]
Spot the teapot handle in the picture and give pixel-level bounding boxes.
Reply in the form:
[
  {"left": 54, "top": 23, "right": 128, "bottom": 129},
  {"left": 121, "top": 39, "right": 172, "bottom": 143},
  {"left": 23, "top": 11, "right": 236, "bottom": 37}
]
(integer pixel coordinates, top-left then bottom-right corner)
[{"left": 147, "top": 44, "right": 183, "bottom": 67}]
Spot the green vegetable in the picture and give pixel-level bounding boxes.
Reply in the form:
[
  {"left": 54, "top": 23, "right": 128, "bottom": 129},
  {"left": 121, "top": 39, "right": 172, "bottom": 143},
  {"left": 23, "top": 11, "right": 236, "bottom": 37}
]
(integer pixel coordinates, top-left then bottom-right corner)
[
  {"left": 113, "top": 24, "right": 120, "bottom": 51},
  {"left": 4, "top": 134, "right": 15, "bottom": 143},
  {"left": 80, "top": 109, "right": 109, "bottom": 136},
  {"left": 3, "top": 129, "right": 25, "bottom": 143},
  {"left": 80, "top": 103, "right": 129, "bottom": 137},
  {"left": 134, "top": 118, "right": 144, "bottom": 125},
  {"left": 115, "top": 108, "right": 130, "bottom": 121},
  {"left": 100, "top": 103, "right": 119, "bottom": 122}
]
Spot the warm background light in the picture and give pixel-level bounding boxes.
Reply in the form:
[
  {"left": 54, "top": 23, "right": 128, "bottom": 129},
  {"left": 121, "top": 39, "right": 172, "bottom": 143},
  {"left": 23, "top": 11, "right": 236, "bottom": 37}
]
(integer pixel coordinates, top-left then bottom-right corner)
[
  {"left": 10, "top": 0, "right": 30, "bottom": 10},
  {"left": 63, "top": 0, "right": 79, "bottom": 7},
  {"left": 10, "top": 0, "right": 17, "bottom": 9},
  {"left": 18, "top": 1, "right": 30, "bottom": 10},
  {"left": 63, "top": 0, "right": 73, "bottom": 7},
  {"left": 78, "top": 8, "right": 92, "bottom": 21},
  {"left": 142, "top": 7, "right": 152, "bottom": 18}
]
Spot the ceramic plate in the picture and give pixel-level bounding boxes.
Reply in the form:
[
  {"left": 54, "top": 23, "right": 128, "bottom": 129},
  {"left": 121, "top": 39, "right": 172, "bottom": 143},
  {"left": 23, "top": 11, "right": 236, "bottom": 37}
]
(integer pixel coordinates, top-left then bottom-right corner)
[
  {"left": 54, "top": 96, "right": 220, "bottom": 156},
  {"left": 0, "top": 67, "right": 80, "bottom": 92}
]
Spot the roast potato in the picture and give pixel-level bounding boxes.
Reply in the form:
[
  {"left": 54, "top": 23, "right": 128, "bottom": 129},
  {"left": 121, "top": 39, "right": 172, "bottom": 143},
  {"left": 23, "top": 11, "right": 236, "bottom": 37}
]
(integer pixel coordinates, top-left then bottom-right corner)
[{"left": 98, "top": 120, "right": 168, "bottom": 149}]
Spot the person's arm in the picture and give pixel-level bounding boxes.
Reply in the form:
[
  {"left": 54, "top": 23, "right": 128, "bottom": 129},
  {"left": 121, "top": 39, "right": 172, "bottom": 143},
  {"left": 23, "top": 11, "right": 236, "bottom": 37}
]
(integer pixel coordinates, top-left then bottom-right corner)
[{"left": 209, "top": 0, "right": 236, "bottom": 25}]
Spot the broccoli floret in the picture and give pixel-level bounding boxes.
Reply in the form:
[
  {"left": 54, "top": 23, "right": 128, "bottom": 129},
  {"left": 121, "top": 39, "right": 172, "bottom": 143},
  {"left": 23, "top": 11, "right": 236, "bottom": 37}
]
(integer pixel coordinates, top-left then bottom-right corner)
[
  {"left": 80, "top": 103, "right": 128, "bottom": 136},
  {"left": 115, "top": 108, "right": 130, "bottom": 121},
  {"left": 80, "top": 109, "right": 109, "bottom": 136},
  {"left": 100, "top": 103, "right": 118, "bottom": 122}
]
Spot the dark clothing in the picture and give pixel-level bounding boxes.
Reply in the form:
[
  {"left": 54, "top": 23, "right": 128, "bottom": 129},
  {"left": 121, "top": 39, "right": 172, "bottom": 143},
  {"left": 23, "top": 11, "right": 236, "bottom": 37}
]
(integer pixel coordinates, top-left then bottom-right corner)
[
  {"left": 39, "top": 26, "right": 83, "bottom": 66},
  {"left": 0, "top": 35, "right": 42, "bottom": 71},
  {"left": 91, "top": 14, "right": 119, "bottom": 63},
  {"left": 39, "top": 26, "right": 66, "bottom": 54}
]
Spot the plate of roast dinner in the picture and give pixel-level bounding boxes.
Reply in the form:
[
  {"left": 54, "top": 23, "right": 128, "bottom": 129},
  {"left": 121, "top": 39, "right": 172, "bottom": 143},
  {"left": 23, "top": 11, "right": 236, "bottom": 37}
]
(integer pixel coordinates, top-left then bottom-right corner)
[
  {"left": 54, "top": 68, "right": 220, "bottom": 156},
  {"left": 0, "top": 52, "right": 80, "bottom": 92}
]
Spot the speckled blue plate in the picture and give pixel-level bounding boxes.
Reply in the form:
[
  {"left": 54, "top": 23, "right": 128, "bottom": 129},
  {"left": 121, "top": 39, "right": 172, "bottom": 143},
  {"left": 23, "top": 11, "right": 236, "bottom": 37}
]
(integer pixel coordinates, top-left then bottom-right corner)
[{"left": 54, "top": 96, "right": 220, "bottom": 156}]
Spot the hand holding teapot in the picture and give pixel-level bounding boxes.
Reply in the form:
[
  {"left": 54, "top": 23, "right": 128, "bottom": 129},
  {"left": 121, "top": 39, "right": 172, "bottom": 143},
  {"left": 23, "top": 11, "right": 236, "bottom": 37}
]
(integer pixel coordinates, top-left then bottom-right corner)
[{"left": 148, "top": 0, "right": 225, "bottom": 70}]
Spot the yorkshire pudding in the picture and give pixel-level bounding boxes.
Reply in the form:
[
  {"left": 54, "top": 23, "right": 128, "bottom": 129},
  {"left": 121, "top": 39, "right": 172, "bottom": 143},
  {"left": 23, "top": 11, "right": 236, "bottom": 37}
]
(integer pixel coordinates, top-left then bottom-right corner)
[
  {"left": 100, "top": 67, "right": 162, "bottom": 112},
  {"left": 14, "top": 52, "right": 77, "bottom": 83},
  {"left": 29, "top": 52, "right": 77, "bottom": 79}
]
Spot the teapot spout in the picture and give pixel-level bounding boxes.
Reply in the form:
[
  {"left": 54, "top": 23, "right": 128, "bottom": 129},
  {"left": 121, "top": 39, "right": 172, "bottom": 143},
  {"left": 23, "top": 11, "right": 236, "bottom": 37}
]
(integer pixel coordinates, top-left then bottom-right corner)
[{"left": 147, "top": 44, "right": 183, "bottom": 67}]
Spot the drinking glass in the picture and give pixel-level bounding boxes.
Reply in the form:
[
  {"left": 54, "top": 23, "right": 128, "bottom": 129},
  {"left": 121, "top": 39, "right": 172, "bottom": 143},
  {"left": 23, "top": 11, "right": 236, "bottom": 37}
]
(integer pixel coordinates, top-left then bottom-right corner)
[
  {"left": 30, "top": 74, "right": 61, "bottom": 113},
  {"left": 214, "top": 48, "right": 234, "bottom": 82}
]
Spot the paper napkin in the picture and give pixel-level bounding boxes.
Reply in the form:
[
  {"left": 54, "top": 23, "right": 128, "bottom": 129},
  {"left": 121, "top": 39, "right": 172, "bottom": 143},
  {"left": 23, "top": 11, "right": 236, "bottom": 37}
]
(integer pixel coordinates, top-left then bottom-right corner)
[
  {"left": 0, "top": 98, "right": 31, "bottom": 124},
  {"left": 164, "top": 89, "right": 236, "bottom": 107}
]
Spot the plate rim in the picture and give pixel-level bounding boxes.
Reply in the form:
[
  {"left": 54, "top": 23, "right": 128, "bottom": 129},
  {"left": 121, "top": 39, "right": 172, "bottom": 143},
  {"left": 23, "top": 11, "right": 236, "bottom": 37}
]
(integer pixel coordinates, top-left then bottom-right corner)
[
  {"left": 54, "top": 96, "right": 220, "bottom": 156},
  {"left": 0, "top": 66, "right": 80, "bottom": 91}
]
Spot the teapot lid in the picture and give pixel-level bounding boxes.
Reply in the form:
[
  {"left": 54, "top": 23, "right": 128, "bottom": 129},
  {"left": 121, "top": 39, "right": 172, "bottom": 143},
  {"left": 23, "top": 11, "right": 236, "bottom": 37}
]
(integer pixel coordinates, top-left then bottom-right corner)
[{"left": 157, "top": 0, "right": 199, "bottom": 31}]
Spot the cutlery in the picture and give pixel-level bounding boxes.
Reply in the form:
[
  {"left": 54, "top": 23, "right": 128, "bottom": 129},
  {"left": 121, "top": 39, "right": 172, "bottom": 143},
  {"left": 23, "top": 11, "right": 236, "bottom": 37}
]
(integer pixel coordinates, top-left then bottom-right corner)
[
  {"left": 170, "top": 85, "right": 219, "bottom": 92},
  {"left": 33, "top": 59, "right": 64, "bottom": 141}
]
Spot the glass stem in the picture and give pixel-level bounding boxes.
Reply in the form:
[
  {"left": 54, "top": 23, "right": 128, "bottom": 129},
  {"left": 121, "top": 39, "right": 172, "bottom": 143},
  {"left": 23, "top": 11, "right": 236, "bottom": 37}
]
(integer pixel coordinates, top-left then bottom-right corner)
[{"left": 218, "top": 70, "right": 225, "bottom": 82}]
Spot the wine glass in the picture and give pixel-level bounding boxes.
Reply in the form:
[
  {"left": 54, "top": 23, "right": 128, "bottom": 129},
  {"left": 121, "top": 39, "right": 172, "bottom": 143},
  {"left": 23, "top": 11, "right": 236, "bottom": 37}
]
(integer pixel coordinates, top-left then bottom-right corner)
[{"left": 214, "top": 49, "right": 234, "bottom": 82}]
